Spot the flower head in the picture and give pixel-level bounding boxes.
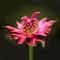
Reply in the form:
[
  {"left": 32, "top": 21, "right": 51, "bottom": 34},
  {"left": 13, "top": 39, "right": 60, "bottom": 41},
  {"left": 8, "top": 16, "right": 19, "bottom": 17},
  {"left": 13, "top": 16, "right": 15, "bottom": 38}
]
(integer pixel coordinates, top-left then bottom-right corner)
[{"left": 5, "top": 12, "right": 56, "bottom": 47}]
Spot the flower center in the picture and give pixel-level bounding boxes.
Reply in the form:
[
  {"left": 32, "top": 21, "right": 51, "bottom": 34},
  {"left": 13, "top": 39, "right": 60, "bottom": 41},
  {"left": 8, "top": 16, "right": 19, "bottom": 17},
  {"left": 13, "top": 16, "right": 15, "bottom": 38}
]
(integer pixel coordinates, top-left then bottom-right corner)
[{"left": 22, "top": 20, "right": 38, "bottom": 35}]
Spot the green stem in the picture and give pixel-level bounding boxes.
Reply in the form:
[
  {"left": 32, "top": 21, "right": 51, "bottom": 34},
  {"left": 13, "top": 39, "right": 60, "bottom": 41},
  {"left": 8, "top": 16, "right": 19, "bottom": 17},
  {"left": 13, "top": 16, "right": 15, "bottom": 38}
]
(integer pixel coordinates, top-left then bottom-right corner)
[{"left": 29, "top": 46, "right": 33, "bottom": 60}]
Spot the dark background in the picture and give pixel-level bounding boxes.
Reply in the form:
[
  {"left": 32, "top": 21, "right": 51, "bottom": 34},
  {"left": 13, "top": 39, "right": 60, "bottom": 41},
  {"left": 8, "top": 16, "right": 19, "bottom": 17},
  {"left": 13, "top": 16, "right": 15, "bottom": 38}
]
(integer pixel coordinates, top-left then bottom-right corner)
[{"left": 0, "top": 0, "right": 60, "bottom": 60}]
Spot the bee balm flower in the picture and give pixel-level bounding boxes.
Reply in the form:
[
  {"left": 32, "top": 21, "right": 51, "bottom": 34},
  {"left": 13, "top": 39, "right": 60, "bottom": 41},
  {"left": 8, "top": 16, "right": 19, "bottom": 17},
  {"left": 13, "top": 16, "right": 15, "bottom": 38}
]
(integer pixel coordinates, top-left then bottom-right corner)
[{"left": 5, "top": 12, "right": 56, "bottom": 47}]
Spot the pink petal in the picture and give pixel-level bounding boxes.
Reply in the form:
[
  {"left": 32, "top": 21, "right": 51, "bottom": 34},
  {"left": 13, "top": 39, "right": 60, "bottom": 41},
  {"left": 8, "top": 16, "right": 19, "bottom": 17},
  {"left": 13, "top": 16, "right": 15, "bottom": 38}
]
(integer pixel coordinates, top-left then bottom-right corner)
[
  {"left": 38, "top": 18, "right": 56, "bottom": 36},
  {"left": 21, "top": 16, "right": 29, "bottom": 21},
  {"left": 27, "top": 37, "right": 37, "bottom": 46},
  {"left": 31, "top": 12, "right": 40, "bottom": 19},
  {"left": 37, "top": 39, "right": 45, "bottom": 47},
  {"left": 38, "top": 18, "right": 47, "bottom": 28},
  {"left": 47, "top": 20, "right": 57, "bottom": 27},
  {"left": 27, "top": 36, "right": 45, "bottom": 47},
  {"left": 21, "top": 15, "right": 31, "bottom": 22},
  {"left": 5, "top": 26, "right": 20, "bottom": 33},
  {"left": 35, "top": 31, "right": 47, "bottom": 36},
  {"left": 43, "top": 20, "right": 57, "bottom": 33},
  {"left": 16, "top": 21, "right": 22, "bottom": 30},
  {"left": 16, "top": 34, "right": 26, "bottom": 44},
  {"left": 10, "top": 34, "right": 18, "bottom": 38}
]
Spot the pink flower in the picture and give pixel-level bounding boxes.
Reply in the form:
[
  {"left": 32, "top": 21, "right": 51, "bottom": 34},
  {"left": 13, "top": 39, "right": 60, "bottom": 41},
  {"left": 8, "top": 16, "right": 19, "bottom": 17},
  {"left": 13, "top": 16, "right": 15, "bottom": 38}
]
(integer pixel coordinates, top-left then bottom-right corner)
[{"left": 5, "top": 12, "right": 56, "bottom": 47}]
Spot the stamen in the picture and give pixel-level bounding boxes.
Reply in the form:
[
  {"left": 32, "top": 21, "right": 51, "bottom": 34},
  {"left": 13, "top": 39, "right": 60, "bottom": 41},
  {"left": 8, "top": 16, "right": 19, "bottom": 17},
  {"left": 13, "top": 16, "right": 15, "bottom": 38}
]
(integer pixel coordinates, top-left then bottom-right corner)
[{"left": 22, "top": 20, "right": 38, "bottom": 35}]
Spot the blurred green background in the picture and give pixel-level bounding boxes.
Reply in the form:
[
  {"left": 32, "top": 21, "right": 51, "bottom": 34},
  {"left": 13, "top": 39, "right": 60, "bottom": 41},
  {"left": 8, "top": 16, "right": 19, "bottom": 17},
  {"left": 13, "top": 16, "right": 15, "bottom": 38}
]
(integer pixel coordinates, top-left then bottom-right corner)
[{"left": 0, "top": 0, "right": 60, "bottom": 60}]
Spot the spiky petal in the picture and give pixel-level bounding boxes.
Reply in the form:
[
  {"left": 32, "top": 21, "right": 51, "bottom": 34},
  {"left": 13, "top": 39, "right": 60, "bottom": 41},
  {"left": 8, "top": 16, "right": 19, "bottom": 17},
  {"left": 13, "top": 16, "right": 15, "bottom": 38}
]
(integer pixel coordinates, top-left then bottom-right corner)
[
  {"left": 36, "top": 18, "right": 56, "bottom": 36},
  {"left": 5, "top": 26, "right": 20, "bottom": 33},
  {"left": 31, "top": 12, "right": 40, "bottom": 19}
]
